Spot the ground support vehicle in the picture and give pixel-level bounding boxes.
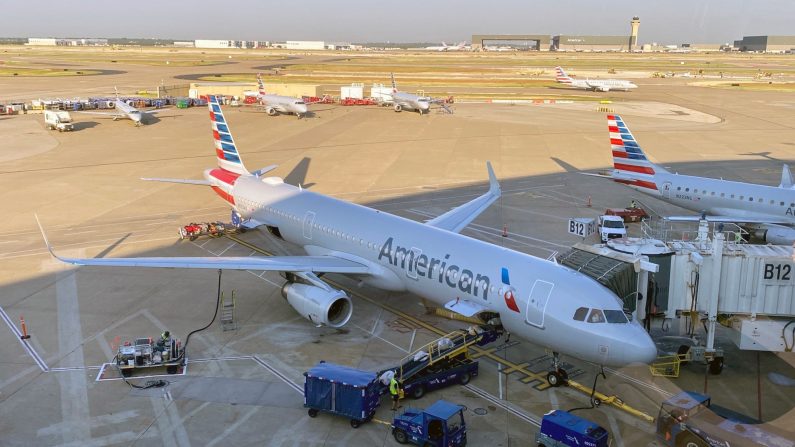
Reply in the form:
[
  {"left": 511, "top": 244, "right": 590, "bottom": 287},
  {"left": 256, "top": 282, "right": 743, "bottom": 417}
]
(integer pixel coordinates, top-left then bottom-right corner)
[
  {"left": 656, "top": 391, "right": 794, "bottom": 447},
  {"left": 598, "top": 215, "right": 627, "bottom": 242},
  {"left": 392, "top": 400, "right": 467, "bottom": 447},
  {"left": 535, "top": 410, "right": 610, "bottom": 447},
  {"left": 402, "top": 353, "right": 478, "bottom": 400},
  {"left": 44, "top": 110, "right": 74, "bottom": 131},
  {"left": 116, "top": 336, "right": 184, "bottom": 377},
  {"left": 178, "top": 221, "right": 238, "bottom": 241},
  {"left": 304, "top": 361, "right": 381, "bottom": 428},
  {"left": 605, "top": 207, "right": 649, "bottom": 223}
]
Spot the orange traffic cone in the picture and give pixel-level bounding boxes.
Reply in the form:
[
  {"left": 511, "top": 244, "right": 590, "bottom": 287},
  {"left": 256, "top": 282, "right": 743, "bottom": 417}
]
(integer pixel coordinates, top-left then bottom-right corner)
[{"left": 20, "top": 315, "right": 30, "bottom": 340}]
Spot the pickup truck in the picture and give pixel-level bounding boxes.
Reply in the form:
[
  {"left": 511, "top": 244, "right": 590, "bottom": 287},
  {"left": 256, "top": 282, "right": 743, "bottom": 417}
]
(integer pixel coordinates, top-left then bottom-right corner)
[{"left": 598, "top": 215, "right": 627, "bottom": 242}]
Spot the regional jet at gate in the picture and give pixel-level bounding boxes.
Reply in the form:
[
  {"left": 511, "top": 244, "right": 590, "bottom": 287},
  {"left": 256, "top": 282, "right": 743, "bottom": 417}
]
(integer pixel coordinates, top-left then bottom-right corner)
[
  {"left": 555, "top": 66, "right": 637, "bottom": 92},
  {"left": 585, "top": 115, "right": 795, "bottom": 244},
  {"left": 38, "top": 96, "right": 657, "bottom": 385},
  {"left": 77, "top": 89, "right": 162, "bottom": 126},
  {"left": 388, "top": 73, "right": 432, "bottom": 114},
  {"left": 255, "top": 73, "right": 308, "bottom": 118}
]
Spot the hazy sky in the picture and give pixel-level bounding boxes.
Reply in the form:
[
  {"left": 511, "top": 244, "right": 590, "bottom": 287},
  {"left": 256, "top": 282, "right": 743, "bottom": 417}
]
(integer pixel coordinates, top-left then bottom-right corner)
[{"left": 2, "top": 0, "right": 793, "bottom": 44}]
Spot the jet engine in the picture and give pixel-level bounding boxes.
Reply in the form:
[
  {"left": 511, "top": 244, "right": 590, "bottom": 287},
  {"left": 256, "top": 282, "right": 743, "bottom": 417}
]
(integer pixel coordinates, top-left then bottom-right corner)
[
  {"left": 266, "top": 107, "right": 277, "bottom": 116},
  {"left": 281, "top": 282, "right": 353, "bottom": 328},
  {"left": 394, "top": 104, "right": 403, "bottom": 112},
  {"left": 754, "top": 225, "right": 795, "bottom": 245}
]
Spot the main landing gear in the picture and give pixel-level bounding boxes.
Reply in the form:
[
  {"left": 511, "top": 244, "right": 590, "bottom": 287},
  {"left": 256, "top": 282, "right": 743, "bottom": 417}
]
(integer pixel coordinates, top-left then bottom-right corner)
[{"left": 546, "top": 352, "right": 569, "bottom": 387}]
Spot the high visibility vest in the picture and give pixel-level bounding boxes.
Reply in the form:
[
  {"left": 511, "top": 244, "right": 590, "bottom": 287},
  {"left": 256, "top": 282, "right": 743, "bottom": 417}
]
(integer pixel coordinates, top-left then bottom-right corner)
[{"left": 389, "top": 378, "right": 399, "bottom": 395}]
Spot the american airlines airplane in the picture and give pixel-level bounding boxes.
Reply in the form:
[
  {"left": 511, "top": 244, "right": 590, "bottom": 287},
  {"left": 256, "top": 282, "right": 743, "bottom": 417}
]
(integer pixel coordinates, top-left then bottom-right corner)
[
  {"left": 388, "top": 73, "right": 431, "bottom": 114},
  {"left": 588, "top": 115, "right": 795, "bottom": 244},
  {"left": 38, "top": 97, "right": 657, "bottom": 385},
  {"left": 79, "top": 93, "right": 161, "bottom": 126},
  {"left": 555, "top": 66, "right": 637, "bottom": 92},
  {"left": 255, "top": 73, "right": 308, "bottom": 118}
]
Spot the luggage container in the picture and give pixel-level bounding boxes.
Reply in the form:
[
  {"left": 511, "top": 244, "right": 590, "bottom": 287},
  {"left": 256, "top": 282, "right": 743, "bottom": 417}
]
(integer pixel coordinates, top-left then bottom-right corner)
[{"left": 304, "top": 361, "right": 381, "bottom": 428}]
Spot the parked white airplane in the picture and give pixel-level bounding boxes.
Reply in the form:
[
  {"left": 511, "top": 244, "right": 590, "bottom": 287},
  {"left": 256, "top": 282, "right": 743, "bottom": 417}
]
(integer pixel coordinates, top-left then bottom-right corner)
[
  {"left": 587, "top": 114, "right": 795, "bottom": 244},
  {"left": 255, "top": 73, "right": 308, "bottom": 118},
  {"left": 425, "top": 41, "right": 467, "bottom": 51},
  {"left": 38, "top": 97, "right": 657, "bottom": 384},
  {"left": 78, "top": 91, "right": 161, "bottom": 126},
  {"left": 555, "top": 67, "right": 637, "bottom": 92},
  {"left": 388, "top": 73, "right": 431, "bottom": 114}
]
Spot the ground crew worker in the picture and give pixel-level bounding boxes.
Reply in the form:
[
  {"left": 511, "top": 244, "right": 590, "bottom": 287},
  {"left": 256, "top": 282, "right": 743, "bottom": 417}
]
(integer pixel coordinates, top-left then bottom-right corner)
[
  {"left": 629, "top": 200, "right": 637, "bottom": 209},
  {"left": 156, "top": 331, "right": 171, "bottom": 352},
  {"left": 390, "top": 376, "right": 401, "bottom": 410}
]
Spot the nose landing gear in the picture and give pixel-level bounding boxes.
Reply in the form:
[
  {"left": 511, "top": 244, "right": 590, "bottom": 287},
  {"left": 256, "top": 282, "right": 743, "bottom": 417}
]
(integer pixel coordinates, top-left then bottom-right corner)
[{"left": 547, "top": 351, "right": 569, "bottom": 387}]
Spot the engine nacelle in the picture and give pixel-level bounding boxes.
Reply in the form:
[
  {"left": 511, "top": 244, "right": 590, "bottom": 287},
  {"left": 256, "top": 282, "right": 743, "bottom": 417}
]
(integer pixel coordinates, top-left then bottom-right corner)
[
  {"left": 755, "top": 225, "right": 795, "bottom": 245},
  {"left": 281, "top": 282, "right": 352, "bottom": 328}
]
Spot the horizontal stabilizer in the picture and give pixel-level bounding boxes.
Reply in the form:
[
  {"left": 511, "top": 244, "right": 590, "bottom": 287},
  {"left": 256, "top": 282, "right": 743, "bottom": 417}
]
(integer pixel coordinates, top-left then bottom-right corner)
[
  {"left": 444, "top": 298, "right": 490, "bottom": 317},
  {"left": 141, "top": 177, "right": 211, "bottom": 186},
  {"left": 426, "top": 162, "right": 501, "bottom": 233},
  {"left": 251, "top": 165, "right": 278, "bottom": 177}
]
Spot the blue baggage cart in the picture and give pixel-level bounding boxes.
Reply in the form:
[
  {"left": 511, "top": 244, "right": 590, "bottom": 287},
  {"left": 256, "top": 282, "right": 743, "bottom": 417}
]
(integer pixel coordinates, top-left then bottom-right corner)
[{"left": 304, "top": 361, "right": 381, "bottom": 428}]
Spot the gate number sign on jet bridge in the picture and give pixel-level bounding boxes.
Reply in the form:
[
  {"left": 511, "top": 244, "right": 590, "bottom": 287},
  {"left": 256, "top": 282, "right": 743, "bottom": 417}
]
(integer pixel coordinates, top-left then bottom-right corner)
[
  {"left": 762, "top": 261, "right": 794, "bottom": 284},
  {"left": 568, "top": 218, "right": 596, "bottom": 238}
]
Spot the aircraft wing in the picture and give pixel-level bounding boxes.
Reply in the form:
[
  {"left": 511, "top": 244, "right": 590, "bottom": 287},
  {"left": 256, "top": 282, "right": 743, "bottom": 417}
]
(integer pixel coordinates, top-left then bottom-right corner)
[
  {"left": 425, "top": 162, "right": 501, "bottom": 233},
  {"left": 665, "top": 215, "right": 792, "bottom": 225},
  {"left": 142, "top": 177, "right": 212, "bottom": 186},
  {"left": 36, "top": 216, "right": 366, "bottom": 273},
  {"left": 74, "top": 111, "right": 118, "bottom": 116}
]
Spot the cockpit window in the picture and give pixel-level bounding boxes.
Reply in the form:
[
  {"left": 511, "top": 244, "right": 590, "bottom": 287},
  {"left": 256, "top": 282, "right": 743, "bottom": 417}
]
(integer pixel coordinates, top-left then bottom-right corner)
[
  {"left": 573, "top": 307, "right": 588, "bottom": 321},
  {"left": 604, "top": 310, "right": 629, "bottom": 323},
  {"left": 587, "top": 309, "right": 605, "bottom": 323},
  {"left": 295, "top": 101, "right": 305, "bottom": 105}
]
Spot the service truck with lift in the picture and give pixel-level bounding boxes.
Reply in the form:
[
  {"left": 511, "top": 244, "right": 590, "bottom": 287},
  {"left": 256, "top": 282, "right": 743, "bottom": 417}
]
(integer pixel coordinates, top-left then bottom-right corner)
[
  {"left": 391, "top": 400, "right": 467, "bottom": 447},
  {"left": 44, "top": 110, "right": 74, "bottom": 131},
  {"left": 656, "top": 391, "right": 794, "bottom": 447}
]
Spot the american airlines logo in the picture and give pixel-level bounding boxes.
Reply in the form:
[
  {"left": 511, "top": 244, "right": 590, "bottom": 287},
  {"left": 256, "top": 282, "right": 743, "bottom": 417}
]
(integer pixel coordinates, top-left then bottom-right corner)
[{"left": 378, "top": 237, "right": 490, "bottom": 299}]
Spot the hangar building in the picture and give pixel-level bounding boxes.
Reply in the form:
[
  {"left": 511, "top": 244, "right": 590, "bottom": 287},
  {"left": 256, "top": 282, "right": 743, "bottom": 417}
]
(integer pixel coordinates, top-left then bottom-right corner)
[
  {"left": 553, "top": 35, "right": 629, "bottom": 51},
  {"left": 734, "top": 36, "right": 795, "bottom": 53}
]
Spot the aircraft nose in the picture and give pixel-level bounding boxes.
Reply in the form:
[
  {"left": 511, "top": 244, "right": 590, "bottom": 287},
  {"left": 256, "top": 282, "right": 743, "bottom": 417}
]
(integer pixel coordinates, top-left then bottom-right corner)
[{"left": 626, "top": 330, "right": 658, "bottom": 364}]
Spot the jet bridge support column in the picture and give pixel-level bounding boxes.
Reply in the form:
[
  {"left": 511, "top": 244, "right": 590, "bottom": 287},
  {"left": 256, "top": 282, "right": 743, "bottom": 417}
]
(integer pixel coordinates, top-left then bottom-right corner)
[{"left": 704, "top": 234, "right": 724, "bottom": 353}]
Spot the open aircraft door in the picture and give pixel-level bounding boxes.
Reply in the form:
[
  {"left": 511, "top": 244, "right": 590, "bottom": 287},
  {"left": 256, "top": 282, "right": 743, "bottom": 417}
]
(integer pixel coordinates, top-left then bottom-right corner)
[
  {"left": 525, "top": 280, "right": 554, "bottom": 327},
  {"left": 662, "top": 182, "right": 672, "bottom": 199}
]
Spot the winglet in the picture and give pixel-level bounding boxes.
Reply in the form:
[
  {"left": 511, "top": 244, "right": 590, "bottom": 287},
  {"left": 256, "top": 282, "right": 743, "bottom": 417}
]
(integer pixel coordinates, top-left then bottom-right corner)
[
  {"left": 781, "top": 164, "right": 793, "bottom": 189},
  {"left": 486, "top": 161, "right": 500, "bottom": 196},
  {"left": 34, "top": 214, "right": 61, "bottom": 261}
]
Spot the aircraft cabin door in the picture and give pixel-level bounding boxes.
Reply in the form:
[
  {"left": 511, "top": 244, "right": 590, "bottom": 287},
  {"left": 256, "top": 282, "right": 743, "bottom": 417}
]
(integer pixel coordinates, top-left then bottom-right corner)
[
  {"left": 525, "top": 280, "right": 554, "bottom": 328},
  {"left": 303, "top": 211, "right": 316, "bottom": 240},
  {"left": 662, "top": 182, "right": 672, "bottom": 199}
]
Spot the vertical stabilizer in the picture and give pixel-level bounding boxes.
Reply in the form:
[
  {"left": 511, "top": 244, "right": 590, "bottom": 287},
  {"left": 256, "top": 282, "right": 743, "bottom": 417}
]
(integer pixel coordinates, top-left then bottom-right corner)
[
  {"left": 208, "top": 95, "right": 250, "bottom": 175},
  {"left": 781, "top": 164, "right": 794, "bottom": 188},
  {"left": 607, "top": 115, "right": 666, "bottom": 191},
  {"left": 554, "top": 66, "right": 573, "bottom": 84}
]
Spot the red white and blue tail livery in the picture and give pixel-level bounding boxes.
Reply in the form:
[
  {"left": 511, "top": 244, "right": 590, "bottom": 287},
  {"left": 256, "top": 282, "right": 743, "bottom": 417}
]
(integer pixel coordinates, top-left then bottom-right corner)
[
  {"left": 209, "top": 95, "right": 248, "bottom": 175},
  {"left": 607, "top": 114, "right": 666, "bottom": 194}
]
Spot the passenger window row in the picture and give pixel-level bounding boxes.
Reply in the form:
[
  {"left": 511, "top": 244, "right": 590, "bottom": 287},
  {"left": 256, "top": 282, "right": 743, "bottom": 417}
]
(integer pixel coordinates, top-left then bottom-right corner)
[{"left": 675, "top": 186, "right": 791, "bottom": 206}]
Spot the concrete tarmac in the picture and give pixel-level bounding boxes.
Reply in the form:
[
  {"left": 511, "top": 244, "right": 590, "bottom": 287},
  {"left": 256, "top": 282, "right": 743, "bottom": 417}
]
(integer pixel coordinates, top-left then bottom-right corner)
[{"left": 1, "top": 53, "right": 795, "bottom": 446}]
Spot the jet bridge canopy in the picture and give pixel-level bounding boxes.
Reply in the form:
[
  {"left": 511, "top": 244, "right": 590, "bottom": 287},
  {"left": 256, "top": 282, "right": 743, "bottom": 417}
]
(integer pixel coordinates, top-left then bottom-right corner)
[{"left": 558, "top": 248, "right": 638, "bottom": 312}]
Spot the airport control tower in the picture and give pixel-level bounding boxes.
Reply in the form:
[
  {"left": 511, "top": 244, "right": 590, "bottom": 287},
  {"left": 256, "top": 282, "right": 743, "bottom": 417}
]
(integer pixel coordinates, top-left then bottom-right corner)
[{"left": 629, "top": 16, "right": 640, "bottom": 51}]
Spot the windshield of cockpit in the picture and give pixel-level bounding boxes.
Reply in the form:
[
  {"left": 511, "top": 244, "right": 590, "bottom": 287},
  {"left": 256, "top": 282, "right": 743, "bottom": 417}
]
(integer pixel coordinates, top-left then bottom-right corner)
[{"left": 574, "top": 307, "right": 629, "bottom": 323}]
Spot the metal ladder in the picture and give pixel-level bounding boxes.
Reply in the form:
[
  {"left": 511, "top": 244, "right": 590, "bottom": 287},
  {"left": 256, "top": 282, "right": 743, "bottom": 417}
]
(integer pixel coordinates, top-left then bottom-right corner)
[{"left": 220, "top": 291, "right": 237, "bottom": 331}]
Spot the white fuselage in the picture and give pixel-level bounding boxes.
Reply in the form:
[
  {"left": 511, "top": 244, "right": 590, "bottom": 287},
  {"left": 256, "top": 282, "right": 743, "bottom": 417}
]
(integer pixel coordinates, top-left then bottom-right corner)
[
  {"left": 258, "top": 94, "right": 308, "bottom": 116},
  {"left": 569, "top": 79, "right": 637, "bottom": 92},
  {"left": 391, "top": 91, "right": 431, "bottom": 113},
  {"left": 625, "top": 172, "right": 795, "bottom": 223},
  {"left": 213, "top": 172, "right": 657, "bottom": 367},
  {"left": 115, "top": 100, "right": 144, "bottom": 125}
]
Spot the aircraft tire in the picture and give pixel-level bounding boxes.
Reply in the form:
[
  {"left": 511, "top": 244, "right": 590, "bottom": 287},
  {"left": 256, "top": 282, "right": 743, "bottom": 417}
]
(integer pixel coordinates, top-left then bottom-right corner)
[
  {"left": 546, "top": 371, "right": 562, "bottom": 387},
  {"left": 394, "top": 104, "right": 402, "bottom": 112},
  {"left": 308, "top": 408, "right": 318, "bottom": 417}
]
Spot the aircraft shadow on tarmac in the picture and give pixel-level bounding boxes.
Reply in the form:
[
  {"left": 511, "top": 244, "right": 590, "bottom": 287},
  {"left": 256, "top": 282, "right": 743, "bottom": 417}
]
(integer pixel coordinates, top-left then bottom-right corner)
[
  {"left": 72, "top": 121, "right": 100, "bottom": 131},
  {"left": 283, "top": 157, "right": 314, "bottom": 188}
]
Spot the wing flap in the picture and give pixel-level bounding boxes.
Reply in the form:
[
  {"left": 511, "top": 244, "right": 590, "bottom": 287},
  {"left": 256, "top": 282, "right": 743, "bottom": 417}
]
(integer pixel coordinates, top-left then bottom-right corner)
[{"left": 426, "top": 162, "right": 501, "bottom": 233}]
